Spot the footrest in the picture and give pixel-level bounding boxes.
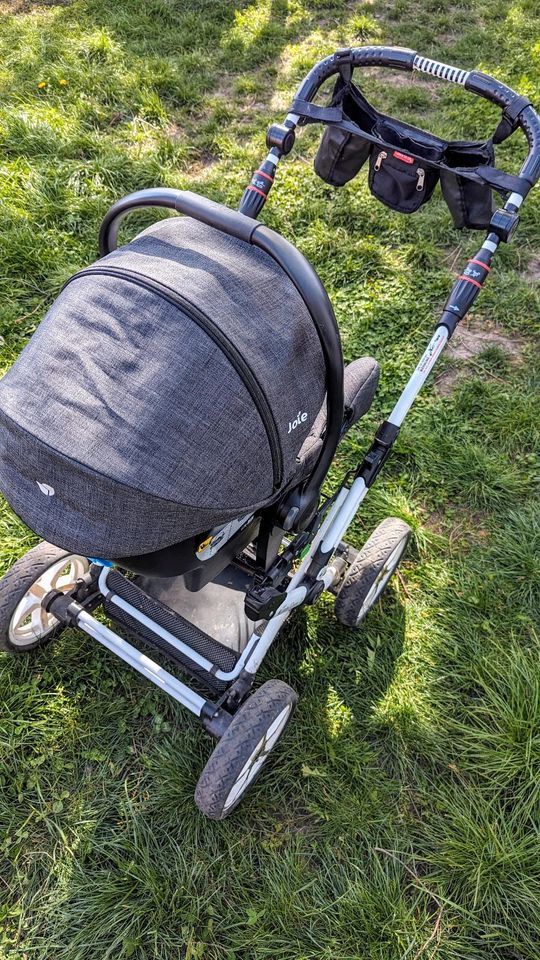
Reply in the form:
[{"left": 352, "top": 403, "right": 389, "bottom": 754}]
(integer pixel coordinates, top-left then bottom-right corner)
[{"left": 103, "top": 569, "right": 237, "bottom": 692}]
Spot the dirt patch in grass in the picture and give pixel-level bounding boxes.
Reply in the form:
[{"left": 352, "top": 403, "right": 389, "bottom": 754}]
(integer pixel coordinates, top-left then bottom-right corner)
[
  {"left": 524, "top": 255, "right": 540, "bottom": 284},
  {"left": 166, "top": 122, "right": 185, "bottom": 144},
  {"left": 274, "top": 807, "right": 323, "bottom": 837},
  {"left": 445, "top": 325, "right": 523, "bottom": 362},
  {"left": 188, "top": 149, "right": 220, "bottom": 179},
  {"left": 426, "top": 503, "right": 490, "bottom": 547},
  {"left": 0, "top": 0, "right": 70, "bottom": 11},
  {"left": 363, "top": 66, "right": 439, "bottom": 94},
  {"left": 434, "top": 322, "right": 525, "bottom": 396}
]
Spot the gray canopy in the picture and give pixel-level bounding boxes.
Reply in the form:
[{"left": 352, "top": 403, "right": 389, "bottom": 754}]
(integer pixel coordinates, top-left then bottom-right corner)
[{"left": 0, "top": 217, "right": 326, "bottom": 558}]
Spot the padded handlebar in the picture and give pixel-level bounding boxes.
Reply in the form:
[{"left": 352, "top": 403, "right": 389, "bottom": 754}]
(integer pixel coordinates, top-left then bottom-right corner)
[{"left": 294, "top": 46, "right": 540, "bottom": 188}]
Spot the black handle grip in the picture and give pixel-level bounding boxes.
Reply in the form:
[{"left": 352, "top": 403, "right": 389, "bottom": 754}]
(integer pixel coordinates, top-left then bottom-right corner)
[
  {"left": 519, "top": 106, "right": 540, "bottom": 185},
  {"left": 464, "top": 72, "right": 540, "bottom": 187},
  {"left": 294, "top": 47, "right": 415, "bottom": 102}
]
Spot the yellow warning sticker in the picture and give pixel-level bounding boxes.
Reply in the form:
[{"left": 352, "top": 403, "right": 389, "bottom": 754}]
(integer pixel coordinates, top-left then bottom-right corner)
[{"left": 197, "top": 535, "right": 212, "bottom": 553}]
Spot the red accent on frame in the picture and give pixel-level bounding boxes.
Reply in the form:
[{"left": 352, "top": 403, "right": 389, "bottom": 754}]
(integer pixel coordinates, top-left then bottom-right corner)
[
  {"left": 467, "top": 258, "right": 491, "bottom": 272},
  {"left": 459, "top": 275, "right": 482, "bottom": 289},
  {"left": 392, "top": 150, "right": 415, "bottom": 164},
  {"left": 247, "top": 185, "right": 268, "bottom": 199},
  {"left": 255, "top": 169, "right": 274, "bottom": 182}
]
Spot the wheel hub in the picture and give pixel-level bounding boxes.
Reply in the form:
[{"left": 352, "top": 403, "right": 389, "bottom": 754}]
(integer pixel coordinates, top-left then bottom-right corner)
[{"left": 8, "top": 555, "right": 89, "bottom": 647}]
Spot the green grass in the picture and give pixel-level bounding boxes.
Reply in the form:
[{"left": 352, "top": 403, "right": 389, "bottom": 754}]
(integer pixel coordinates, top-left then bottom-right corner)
[{"left": 1, "top": 0, "right": 540, "bottom": 957}]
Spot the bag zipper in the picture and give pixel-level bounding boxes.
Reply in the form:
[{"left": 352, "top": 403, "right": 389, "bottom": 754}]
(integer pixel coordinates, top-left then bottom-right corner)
[
  {"left": 63, "top": 265, "right": 283, "bottom": 489},
  {"left": 375, "top": 149, "right": 426, "bottom": 193}
]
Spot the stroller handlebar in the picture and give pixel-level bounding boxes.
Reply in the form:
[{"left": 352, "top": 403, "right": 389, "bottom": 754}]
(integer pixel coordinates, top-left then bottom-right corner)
[{"left": 294, "top": 46, "right": 540, "bottom": 188}]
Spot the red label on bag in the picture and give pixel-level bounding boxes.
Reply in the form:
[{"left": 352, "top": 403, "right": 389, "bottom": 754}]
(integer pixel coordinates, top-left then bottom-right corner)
[{"left": 392, "top": 150, "right": 414, "bottom": 164}]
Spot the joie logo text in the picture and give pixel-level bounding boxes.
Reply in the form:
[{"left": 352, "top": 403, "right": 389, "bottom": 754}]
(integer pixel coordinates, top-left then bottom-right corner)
[{"left": 288, "top": 411, "right": 308, "bottom": 434}]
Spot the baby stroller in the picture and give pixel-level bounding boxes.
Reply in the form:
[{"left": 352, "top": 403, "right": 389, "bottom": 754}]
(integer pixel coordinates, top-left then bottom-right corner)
[{"left": 0, "top": 46, "right": 538, "bottom": 819}]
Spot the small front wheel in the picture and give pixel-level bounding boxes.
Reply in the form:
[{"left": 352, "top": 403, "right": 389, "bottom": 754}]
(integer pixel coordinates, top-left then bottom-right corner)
[
  {"left": 335, "top": 517, "right": 411, "bottom": 627},
  {"left": 195, "top": 679, "right": 298, "bottom": 820},
  {"left": 0, "top": 542, "right": 90, "bottom": 654}
]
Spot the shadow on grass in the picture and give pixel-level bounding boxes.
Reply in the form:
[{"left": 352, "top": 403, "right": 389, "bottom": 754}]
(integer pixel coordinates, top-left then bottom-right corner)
[{"left": 1, "top": 402, "right": 538, "bottom": 955}]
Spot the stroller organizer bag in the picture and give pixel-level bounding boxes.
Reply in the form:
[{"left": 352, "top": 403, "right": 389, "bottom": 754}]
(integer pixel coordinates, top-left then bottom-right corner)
[
  {"left": 0, "top": 217, "right": 326, "bottom": 560},
  {"left": 311, "top": 69, "right": 529, "bottom": 229},
  {"left": 1, "top": 46, "right": 539, "bottom": 820}
]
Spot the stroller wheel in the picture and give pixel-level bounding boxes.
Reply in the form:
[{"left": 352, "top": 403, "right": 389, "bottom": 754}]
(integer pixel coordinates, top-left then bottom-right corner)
[
  {"left": 0, "top": 542, "right": 90, "bottom": 654},
  {"left": 195, "top": 679, "right": 298, "bottom": 820},
  {"left": 335, "top": 517, "right": 411, "bottom": 627}
]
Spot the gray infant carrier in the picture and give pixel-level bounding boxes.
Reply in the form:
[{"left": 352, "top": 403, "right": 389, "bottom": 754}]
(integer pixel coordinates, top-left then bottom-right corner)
[{"left": 0, "top": 216, "right": 327, "bottom": 558}]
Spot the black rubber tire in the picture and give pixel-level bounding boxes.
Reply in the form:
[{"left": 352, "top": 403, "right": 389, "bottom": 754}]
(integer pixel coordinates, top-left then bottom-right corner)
[
  {"left": 195, "top": 679, "right": 298, "bottom": 820},
  {"left": 0, "top": 542, "right": 77, "bottom": 654},
  {"left": 335, "top": 517, "right": 411, "bottom": 628}
]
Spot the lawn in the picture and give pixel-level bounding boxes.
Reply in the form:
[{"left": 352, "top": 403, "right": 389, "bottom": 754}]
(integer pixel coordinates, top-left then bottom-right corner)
[{"left": 0, "top": 0, "right": 539, "bottom": 957}]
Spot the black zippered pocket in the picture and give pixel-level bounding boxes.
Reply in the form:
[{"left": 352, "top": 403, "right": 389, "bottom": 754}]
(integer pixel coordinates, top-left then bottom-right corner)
[
  {"left": 369, "top": 118, "right": 443, "bottom": 214},
  {"left": 368, "top": 147, "right": 437, "bottom": 213},
  {"left": 314, "top": 125, "right": 372, "bottom": 186},
  {"left": 63, "top": 265, "right": 283, "bottom": 489}
]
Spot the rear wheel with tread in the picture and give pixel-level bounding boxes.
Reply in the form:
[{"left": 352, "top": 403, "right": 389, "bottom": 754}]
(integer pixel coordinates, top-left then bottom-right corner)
[
  {"left": 335, "top": 517, "right": 411, "bottom": 627},
  {"left": 0, "top": 542, "right": 89, "bottom": 654},
  {"left": 195, "top": 679, "right": 297, "bottom": 820}
]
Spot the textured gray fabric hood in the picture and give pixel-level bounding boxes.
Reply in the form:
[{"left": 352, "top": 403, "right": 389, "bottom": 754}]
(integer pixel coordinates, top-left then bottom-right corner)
[{"left": 0, "top": 217, "right": 326, "bottom": 558}]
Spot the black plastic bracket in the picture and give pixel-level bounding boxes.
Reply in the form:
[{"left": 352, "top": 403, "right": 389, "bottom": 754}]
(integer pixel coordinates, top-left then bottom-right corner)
[
  {"left": 223, "top": 671, "right": 255, "bottom": 712},
  {"left": 276, "top": 485, "right": 319, "bottom": 533},
  {"left": 244, "top": 515, "right": 318, "bottom": 619},
  {"left": 439, "top": 310, "right": 461, "bottom": 338},
  {"left": 489, "top": 208, "right": 520, "bottom": 242},
  {"left": 42, "top": 591, "right": 83, "bottom": 625},
  {"left": 304, "top": 577, "right": 325, "bottom": 605},
  {"left": 357, "top": 420, "right": 400, "bottom": 487},
  {"left": 200, "top": 703, "right": 233, "bottom": 738},
  {"left": 244, "top": 583, "right": 287, "bottom": 621},
  {"left": 266, "top": 123, "right": 295, "bottom": 154}
]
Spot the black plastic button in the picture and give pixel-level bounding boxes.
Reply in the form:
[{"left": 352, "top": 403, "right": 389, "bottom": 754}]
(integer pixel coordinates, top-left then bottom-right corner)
[{"left": 489, "top": 208, "right": 520, "bottom": 242}]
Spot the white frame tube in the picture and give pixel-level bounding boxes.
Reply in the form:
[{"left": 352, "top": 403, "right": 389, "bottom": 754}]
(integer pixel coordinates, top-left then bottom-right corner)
[
  {"left": 77, "top": 610, "right": 206, "bottom": 715},
  {"left": 387, "top": 325, "right": 448, "bottom": 426},
  {"left": 317, "top": 325, "right": 448, "bottom": 558}
]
